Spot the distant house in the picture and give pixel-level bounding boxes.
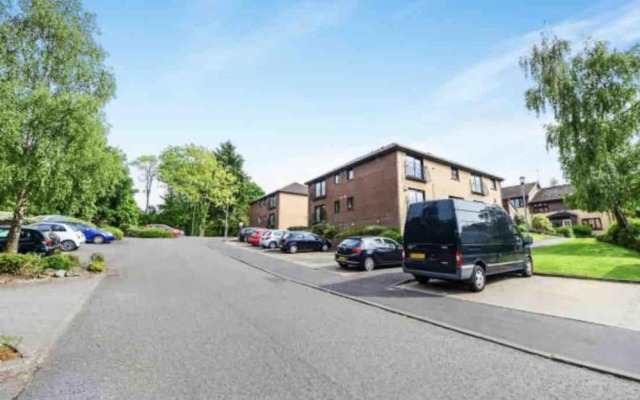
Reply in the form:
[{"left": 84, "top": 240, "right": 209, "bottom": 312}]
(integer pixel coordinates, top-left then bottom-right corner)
[
  {"left": 249, "top": 183, "right": 308, "bottom": 229},
  {"left": 501, "top": 182, "right": 614, "bottom": 232}
]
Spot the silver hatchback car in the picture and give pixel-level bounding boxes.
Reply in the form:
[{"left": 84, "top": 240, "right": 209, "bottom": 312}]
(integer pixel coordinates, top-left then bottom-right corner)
[{"left": 260, "top": 230, "right": 288, "bottom": 249}]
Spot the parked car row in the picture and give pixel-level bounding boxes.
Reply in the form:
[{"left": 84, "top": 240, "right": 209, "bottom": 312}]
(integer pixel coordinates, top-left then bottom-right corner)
[
  {"left": 0, "top": 226, "right": 62, "bottom": 255},
  {"left": 239, "top": 228, "right": 332, "bottom": 254}
]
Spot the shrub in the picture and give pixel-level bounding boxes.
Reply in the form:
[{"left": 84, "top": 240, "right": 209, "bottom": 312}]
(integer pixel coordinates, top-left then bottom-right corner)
[
  {"left": 322, "top": 225, "right": 338, "bottom": 240},
  {"left": 572, "top": 224, "right": 593, "bottom": 238},
  {"left": 43, "top": 254, "right": 79, "bottom": 271},
  {"left": 361, "top": 225, "right": 388, "bottom": 236},
  {"left": 334, "top": 227, "right": 365, "bottom": 241},
  {"left": 517, "top": 224, "right": 527, "bottom": 233},
  {"left": 287, "top": 226, "right": 309, "bottom": 231},
  {"left": 595, "top": 232, "right": 611, "bottom": 243},
  {"left": 379, "top": 229, "right": 402, "bottom": 243},
  {"left": 514, "top": 214, "right": 525, "bottom": 226},
  {"left": 101, "top": 226, "right": 123, "bottom": 240},
  {"left": 90, "top": 252, "right": 105, "bottom": 263},
  {"left": 531, "top": 215, "right": 554, "bottom": 233},
  {"left": 555, "top": 226, "right": 574, "bottom": 238},
  {"left": 87, "top": 260, "right": 105, "bottom": 273},
  {"left": 0, "top": 253, "right": 44, "bottom": 277},
  {"left": 600, "top": 219, "right": 640, "bottom": 251},
  {"left": 126, "top": 227, "right": 174, "bottom": 238},
  {"left": 311, "top": 223, "right": 329, "bottom": 236}
]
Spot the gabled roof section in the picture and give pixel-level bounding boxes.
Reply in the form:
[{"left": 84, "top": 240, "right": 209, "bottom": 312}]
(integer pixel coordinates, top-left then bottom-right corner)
[
  {"left": 250, "top": 182, "right": 308, "bottom": 205},
  {"left": 304, "top": 143, "right": 504, "bottom": 184},
  {"left": 529, "top": 184, "right": 574, "bottom": 203},
  {"left": 501, "top": 182, "right": 540, "bottom": 200}
]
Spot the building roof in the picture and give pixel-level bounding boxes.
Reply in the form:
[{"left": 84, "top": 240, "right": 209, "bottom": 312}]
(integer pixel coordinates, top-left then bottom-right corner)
[
  {"left": 501, "top": 182, "right": 539, "bottom": 200},
  {"left": 304, "top": 143, "right": 504, "bottom": 184},
  {"left": 251, "top": 182, "right": 308, "bottom": 204},
  {"left": 529, "top": 184, "right": 574, "bottom": 203}
]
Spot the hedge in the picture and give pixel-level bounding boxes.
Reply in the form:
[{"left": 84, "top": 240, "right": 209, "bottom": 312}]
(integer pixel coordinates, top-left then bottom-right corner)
[
  {"left": 126, "top": 227, "right": 174, "bottom": 238},
  {"left": 43, "top": 254, "right": 81, "bottom": 271},
  {"left": 572, "top": 224, "right": 593, "bottom": 238},
  {"left": 287, "top": 226, "right": 309, "bottom": 231},
  {"left": 333, "top": 225, "right": 402, "bottom": 242},
  {"left": 0, "top": 254, "right": 44, "bottom": 277},
  {"left": 597, "top": 219, "right": 640, "bottom": 251},
  {"left": 379, "top": 229, "right": 402, "bottom": 243}
]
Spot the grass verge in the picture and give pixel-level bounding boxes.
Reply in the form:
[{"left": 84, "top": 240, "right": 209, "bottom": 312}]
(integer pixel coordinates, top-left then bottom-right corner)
[{"left": 532, "top": 238, "right": 640, "bottom": 282}]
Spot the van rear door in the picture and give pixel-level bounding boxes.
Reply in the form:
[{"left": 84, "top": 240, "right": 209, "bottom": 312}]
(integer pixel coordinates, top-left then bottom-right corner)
[{"left": 404, "top": 201, "right": 458, "bottom": 275}]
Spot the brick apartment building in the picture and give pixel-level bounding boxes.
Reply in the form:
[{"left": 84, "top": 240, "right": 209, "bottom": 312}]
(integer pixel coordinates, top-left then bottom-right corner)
[
  {"left": 502, "top": 182, "right": 614, "bottom": 232},
  {"left": 305, "top": 143, "right": 504, "bottom": 231},
  {"left": 249, "top": 183, "right": 308, "bottom": 229}
]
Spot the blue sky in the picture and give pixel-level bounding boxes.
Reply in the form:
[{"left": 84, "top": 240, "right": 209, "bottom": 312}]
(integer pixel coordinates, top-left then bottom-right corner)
[{"left": 84, "top": 0, "right": 640, "bottom": 207}]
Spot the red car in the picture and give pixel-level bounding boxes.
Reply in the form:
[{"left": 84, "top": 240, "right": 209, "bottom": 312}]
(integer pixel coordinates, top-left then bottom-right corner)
[
  {"left": 145, "top": 224, "right": 184, "bottom": 238},
  {"left": 248, "top": 229, "right": 268, "bottom": 246}
]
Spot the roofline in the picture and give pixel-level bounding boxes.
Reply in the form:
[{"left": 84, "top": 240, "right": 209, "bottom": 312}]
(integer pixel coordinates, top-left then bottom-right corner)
[
  {"left": 250, "top": 189, "right": 308, "bottom": 205},
  {"left": 304, "top": 143, "right": 504, "bottom": 184}
]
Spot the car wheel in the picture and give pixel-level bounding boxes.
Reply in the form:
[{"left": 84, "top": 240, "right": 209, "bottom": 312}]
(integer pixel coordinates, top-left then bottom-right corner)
[
  {"left": 93, "top": 235, "right": 105, "bottom": 244},
  {"left": 321, "top": 244, "right": 329, "bottom": 252},
  {"left": 522, "top": 257, "right": 533, "bottom": 277},
  {"left": 289, "top": 245, "right": 298, "bottom": 254},
  {"left": 469, "top": 265, "right": 486, "bottom": 292},
  {"left": 269, "top": 242, "right": 277, "bottom": 250},
  {"left": 414, "top": 275, "right": 430, "bottom": 285},
  {"left": 363, "top": 257, "right": 375, "bottom": 272},
  {"left": 61, "top": 240, "right": 76, "bottom": 252}
]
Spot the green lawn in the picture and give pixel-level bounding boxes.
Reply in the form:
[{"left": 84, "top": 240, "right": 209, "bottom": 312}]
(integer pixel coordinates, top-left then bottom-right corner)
[{"left": 532, "top": 238, "right": 640, "bottom": 281}]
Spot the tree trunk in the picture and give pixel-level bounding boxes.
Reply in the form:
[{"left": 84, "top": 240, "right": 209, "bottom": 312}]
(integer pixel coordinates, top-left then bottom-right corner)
[
  {"left": 145, "top": 191, "right": 150, "bottom": 215},
  {"left": 614, "top": 202, "right": 632, "bottom": 233},
  {"left": 224, "top": 203, "right": 230, "bottom": 241},
  {"left": 5, "top": 189, "right": 30, "bottom": 253},
  {"left": 199, "top": 201, "right": 208, "bottom": 237}
]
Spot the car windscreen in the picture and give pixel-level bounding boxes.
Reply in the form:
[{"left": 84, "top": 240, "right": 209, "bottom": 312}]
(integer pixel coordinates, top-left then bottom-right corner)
[
  {"left": 340, "top": 238, "right": 361, "bottom": 248},
  {"left": 404, "top": 201, "right": 457, "bottom": 245}
]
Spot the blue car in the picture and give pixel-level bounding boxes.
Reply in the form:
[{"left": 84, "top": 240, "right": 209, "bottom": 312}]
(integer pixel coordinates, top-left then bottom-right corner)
[{"left": 51, "top": 221, "right": 115, "bottom": 244}]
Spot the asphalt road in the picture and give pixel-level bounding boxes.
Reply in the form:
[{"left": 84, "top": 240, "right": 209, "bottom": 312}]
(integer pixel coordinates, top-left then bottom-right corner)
[{"left": 19, "top": 239, "right": 640, "bottom": 399}]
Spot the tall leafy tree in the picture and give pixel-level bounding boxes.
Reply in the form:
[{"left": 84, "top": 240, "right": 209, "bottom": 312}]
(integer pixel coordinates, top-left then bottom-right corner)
[
  {"left": 131, "top": 155, "right": 159, "bottom": 214},
  {"left": 521, "top": 34, "right": 640, "bottom": 233},
  {"left": 159, "top": 145, "right": 236, "bottom": 237},
  {"left": 94, "top": 148, "right": 139, "bottom": 227},
  {"left": 0, "top": 0, "right": 116, "bottom": 252}
]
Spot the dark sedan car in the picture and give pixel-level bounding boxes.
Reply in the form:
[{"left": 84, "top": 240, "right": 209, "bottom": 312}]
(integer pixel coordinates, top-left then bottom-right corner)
[
  {"left": 280, "top": 232, "right": 331, "bottom": 254},
  {"left": 238, "top": 227, "right": 256, "bottom": 242},
  {"left": 0, "top": 226, "right": 62, "bottom": 255},
  {"left": 335, "top": 236, "right": 402, "bottom": 271}
]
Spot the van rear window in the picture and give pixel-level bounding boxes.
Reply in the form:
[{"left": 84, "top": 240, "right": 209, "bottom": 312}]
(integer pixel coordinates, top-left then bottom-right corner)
[{"left": 405, "top": 201, "right": 456, "bottom": 244}]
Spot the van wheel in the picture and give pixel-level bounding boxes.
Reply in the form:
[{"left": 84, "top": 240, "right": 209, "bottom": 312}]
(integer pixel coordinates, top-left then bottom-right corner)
[
  {"left": 414, "top": 276, "right": 430, "bottom": 285},
  {"left": 469, "top": 265, "right": 486, "bottom": 292},
  {"left": 363, "top": 257, "right": 375, "bottom": 272},
  {"left": 522, "top": 257, "right": 533, "bottom": 277}
]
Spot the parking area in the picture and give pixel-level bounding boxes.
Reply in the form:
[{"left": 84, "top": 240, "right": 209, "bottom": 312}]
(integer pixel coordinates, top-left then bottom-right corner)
[{"left": 228, "top": 239, "right": 640, "bottom": 332}]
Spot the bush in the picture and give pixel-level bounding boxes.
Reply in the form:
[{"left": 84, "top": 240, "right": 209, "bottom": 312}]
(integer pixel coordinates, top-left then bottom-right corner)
[
  {"left": 126, "top": 227, "right": 174, "bottom": 238},
  {"left": 90, "top": 252, "right": 105, "bottom": 263},
  {"left": 101, "top": 226, "right": 123, "bottom": 240},
  {"left": 334, "top": 227, "right": 365, "bottom": 241},
  {"left": 322, "top": 225, "right": 338, "bottom": 240},
  {"left": 514, "top": 215, "right": 525, "bottom": 226},
  {"left": 517, "top": 224, "right": 527, "bottom": 233},
  {"left": 287, "top": 226, "right": 309, "bottom": 231},
  {"left": 601, "top": 219, "right": 640, "bottom": 251},
  {"left": 572, "top": 224, "right": 593, "bottom": 238},
  {"left": 361, "top": 225, "right": 387, "bottom": 236},
  {"left": 379, "top": 229, "right": 402, "bottom": 243},
  {"left": 87, "top": 260, "right": 105, "bottom": 273},
  {"left": 531, "top": 215, "right": 554, "bottom": 233},
  {"left": 43, "top": 254, "right": 80, "bottom": 271},
  {"left": 595, "top": 232, "right": 611, "bottom": 243},
  {"left": 0, "top": 253, "right": 44, "bottom": 277},
  {"left": 555, "top": 226, "right": 574, "bottom": 238}
]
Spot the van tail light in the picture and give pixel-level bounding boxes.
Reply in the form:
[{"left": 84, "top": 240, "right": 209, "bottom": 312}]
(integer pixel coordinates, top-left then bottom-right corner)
[
  {"left": 402, "top": 248, "right": 405, "bottom": 261},
  {"left": 455, "top": 250, "right": 463, "bottom": 268},
  {"left": 352, "top": 247, "right": 363, "bottom": 254}
]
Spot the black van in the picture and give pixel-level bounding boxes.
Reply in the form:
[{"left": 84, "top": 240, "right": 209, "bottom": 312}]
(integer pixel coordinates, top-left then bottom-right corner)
[{"left": 403, "top": 199, "right": 533, "bottom": 292}]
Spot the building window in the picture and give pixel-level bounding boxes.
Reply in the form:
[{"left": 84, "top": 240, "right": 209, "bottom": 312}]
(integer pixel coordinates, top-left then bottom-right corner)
[
  {"left": 314, "top": 181, "right": 326, "bottom": 198},
  {"left": 532, "top": 203, "right": 549, "bottom": 213},
  {"left": 582, "top": 218, "right": 603, "bottom": 230},
  {"left": 451, "top": 167, "right": 459, "bottom": 181},
  {"left": 347, "top": 197, "right": 354, "bottom": 211},
  {"left": 405, "top": 155, "right": 424, "bottom": 180},
  {"left": 334, "top": 173, "right": 341, "bottom": 185},
  {"left": 491, "top": 179, "right": 497, "bottom": 190},
  {"left": 268, "top": 214, "right": 275, "bottom": 228},
  {"left": 562, "top": 219, "right": 572, "bottom": 227},
  {"left": 314, "top": 205, "right": 326, "bottom": 224},
  {"left": 334, "top": 200, "right": 340, "bottom": 213},
  {"left": 470, "top": 174, "right": 484, "bottom": 194},
  {"left": 511, "top": 197, "right": 524, "bottom": 208},
  {"left": 267, "top": 195, "right": 276, "bottom": 209},
  {"left": 347, "top": 169, "right": 354, "bottom": 181},
  {"left": 407, "top": 189, "right": 425, "bottom": 204}
]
